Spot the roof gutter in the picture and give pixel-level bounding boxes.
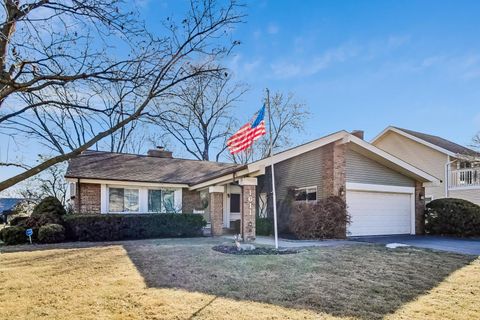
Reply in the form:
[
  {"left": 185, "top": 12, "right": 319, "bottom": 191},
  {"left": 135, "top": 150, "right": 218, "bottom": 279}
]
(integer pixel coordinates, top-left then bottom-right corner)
[{"left": 189, "top": 167, "right": 252, "bottom": 191}]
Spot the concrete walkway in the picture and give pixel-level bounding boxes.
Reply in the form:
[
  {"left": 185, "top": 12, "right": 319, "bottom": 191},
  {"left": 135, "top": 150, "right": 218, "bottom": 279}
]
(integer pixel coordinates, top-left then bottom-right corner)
[
  {"left": 351, "top": 235, "right": 480, "bottom": 255},
  {"left": 252, "top": 236, "right": 361, "bottom": 248}
]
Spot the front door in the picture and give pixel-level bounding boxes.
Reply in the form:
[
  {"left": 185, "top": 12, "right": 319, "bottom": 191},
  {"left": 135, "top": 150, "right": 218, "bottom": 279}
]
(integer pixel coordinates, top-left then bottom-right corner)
[{"left": 223, "top": 184, "right": 242, "bottom": 228}]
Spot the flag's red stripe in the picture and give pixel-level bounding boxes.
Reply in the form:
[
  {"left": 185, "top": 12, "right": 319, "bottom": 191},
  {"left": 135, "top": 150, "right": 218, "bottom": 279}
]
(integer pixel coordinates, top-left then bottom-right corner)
[
  {"left": 228, "top": 121, "right": 265, "bottom": 146},
  {"left": 229, "top": 136, "right": 254, "bottom": 151},
  {"left": 229, "top": 129, "right": 254, "bottom": 146},
  {"left": 230, "top": 140, "right": 253, "bottom": 153},
  {"left": 228, "top": 130, "right": 264, "bottom": 153},
  {"left": 228, "top": 130, "right": 266, "bottom": 152},
  {"left": 227, "top": 124, "right": 251, "bottom": 144},
  {"left": 227, "top": 120, "right": 266, "bottom": 154}
]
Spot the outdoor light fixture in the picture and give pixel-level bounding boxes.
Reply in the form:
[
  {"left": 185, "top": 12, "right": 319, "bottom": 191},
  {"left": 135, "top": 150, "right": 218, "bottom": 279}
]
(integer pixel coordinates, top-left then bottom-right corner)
[
  {"left": 339, "top": 186, "right": 345, "bottom": 197},
  {"left": 419, "top": 193, "right": 425, "bottom": 201}
]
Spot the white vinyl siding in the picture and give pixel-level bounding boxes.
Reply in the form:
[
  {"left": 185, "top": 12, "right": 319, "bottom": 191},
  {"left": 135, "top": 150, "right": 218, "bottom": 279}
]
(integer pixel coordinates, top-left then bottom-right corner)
[
  {"left": 449, "top": 189, "right": 480, "bottom": 206},
  {"left": 346, "top": 148, "right": 415, "bottom": 187}
]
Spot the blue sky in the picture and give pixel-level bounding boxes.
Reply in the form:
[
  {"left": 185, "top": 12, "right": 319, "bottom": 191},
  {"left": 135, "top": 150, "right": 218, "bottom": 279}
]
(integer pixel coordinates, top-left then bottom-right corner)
[
  {"left": 183, "top": 0, "right": 479, "bottom": 144},
  {"left": 211, "top": 0, "right": 480, "bottom": 144},
  {"left": 2, "top": 0, "right": 480, "bottom": 183}
]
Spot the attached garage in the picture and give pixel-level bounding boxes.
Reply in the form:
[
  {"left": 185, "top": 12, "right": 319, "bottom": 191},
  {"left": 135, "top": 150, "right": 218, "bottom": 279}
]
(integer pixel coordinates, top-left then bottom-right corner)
[
  {"left": 346, "top": 183, "right": 415, "bottom": 236},
  {"left": 248, "top": 131, "right": 439, "bottom": 238}
]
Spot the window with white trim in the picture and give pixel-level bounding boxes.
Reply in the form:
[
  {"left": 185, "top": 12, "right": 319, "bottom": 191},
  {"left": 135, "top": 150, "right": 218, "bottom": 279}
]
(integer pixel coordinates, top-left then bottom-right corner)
[
  {"left": 148, "top": 189, "right": 162, "bottom": 212},
  {"left": 294, "top": 186, "right": 317, "bottom": 202},
  {"left": 148, "top": 189, "right": 175, "bottom": 213},
  {"left": 163, "top": 190, "right": 175, "bottom": 213},
  {"left": 109, "top": 188, "right": 139, "bottom": 212}
]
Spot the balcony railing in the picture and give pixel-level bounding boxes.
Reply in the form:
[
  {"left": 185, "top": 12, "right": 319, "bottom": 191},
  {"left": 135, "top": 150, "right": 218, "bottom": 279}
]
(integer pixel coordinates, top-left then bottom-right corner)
[{"left": 449, "top": 168, "right": 480, "bottom": 189}]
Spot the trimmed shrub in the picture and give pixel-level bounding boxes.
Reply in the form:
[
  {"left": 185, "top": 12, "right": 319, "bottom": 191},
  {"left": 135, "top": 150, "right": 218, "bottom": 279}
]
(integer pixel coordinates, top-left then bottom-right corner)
[
  {"left": 425, "top": 198, "right": 480, "bottom": 237},
  {"left": 2, "top": 226, "right": 27, "bottom": 245},
  {"left": 9, "top": 216, "right": 29, "bottom": 227},
  {"left": 64, "top": 214, "right": 207, "bottom": 242},
  {"left": 32, "top": 196, "right": 66, "bottom": 217},
  {"left": 38, "top": 224, "right": 66, "bottom": 244},
  {"left": 26, "top": 196, "right": 66, "bottom": 229},
  {"left": 291, "top": 196, "right": 350, "bottom": 239},
  {"left": 256, "top": 217, "right": 273, "bottom": 236},
  {"left": 26, "top": 212, "right": 63, "bottom": 229}
]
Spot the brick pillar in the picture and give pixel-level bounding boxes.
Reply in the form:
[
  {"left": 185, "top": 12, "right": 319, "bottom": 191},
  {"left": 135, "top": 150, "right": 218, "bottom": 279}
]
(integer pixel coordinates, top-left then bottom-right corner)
[
  {"left": 322, "top": 141, "right": 346, "bottom": 201},
  {"left": 209, "top": 186, "right": 224, "bottom": 236},
  {"left": 239, "top": 178, "right": 257, "bottom": 242},
  {"left": 415, "top": 181, "right": 426, "bottom": 235}
]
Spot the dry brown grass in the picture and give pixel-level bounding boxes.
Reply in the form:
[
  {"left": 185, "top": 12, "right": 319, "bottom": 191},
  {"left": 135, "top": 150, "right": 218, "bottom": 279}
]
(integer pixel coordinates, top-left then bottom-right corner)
[{"left": 0, "top": 238, "right": 478, "bottom": 320}]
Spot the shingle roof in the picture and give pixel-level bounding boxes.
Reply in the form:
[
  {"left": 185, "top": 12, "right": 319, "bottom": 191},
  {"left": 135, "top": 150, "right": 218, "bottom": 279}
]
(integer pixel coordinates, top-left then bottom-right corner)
[
  {"left": 65, "top": 150, "right": 245, "bottom": 186},
  {"left": 394, "top": 127, "right": 480, "bottom": 157}
]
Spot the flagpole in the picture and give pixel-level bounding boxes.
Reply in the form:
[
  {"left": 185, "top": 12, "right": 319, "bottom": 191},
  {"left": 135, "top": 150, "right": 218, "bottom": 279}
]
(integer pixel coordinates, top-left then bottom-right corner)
[{"left": 266, "top": 88, "right": 279, "bottom": 249}]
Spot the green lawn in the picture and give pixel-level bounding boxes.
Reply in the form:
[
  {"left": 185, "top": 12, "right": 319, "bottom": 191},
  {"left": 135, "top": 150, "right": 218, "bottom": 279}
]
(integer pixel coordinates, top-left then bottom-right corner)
[{"left": 0, "top": 238, "right": 478, "bottom": 319}]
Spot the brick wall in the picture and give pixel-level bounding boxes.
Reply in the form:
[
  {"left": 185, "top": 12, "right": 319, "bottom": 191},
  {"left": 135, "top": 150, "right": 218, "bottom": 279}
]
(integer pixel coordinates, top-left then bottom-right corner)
[
  {"left": 76, "top": 183, "right": 101, "bottom": 214},
  {"left": 320, "top": 141, "right": 347, "bottom": 238},
  {"left": 415, "top": 181, "right": 426, "bottom": 234},
  {"left": 182, "top": 189, "right": 202, "bottom": 213},
  {"left": 322, "top": 141, "right": 346, "bottom": 201},
  {"left": 209, "top": 192, "right": 223, "bottom": 236},
  {"left": 242, "top": 185, "right": 256, "bottom": 241}
]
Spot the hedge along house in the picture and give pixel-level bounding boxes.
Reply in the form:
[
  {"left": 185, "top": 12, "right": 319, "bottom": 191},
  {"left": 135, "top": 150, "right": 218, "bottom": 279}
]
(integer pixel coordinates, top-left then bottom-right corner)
[{"left": 66, "top": 131, "right": 439, "bottom": 239}]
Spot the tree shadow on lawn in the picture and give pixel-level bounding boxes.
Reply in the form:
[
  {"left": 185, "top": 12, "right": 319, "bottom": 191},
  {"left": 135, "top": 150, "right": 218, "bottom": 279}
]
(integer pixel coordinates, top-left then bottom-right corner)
[{"left": 123, "top": 242, "right": 476, "bottom": 320}]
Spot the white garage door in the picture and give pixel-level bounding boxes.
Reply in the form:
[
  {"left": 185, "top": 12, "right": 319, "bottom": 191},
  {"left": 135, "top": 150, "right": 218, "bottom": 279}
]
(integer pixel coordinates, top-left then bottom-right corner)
[{"left": 347, "top": 190, "right": 413, "bottom": 236}]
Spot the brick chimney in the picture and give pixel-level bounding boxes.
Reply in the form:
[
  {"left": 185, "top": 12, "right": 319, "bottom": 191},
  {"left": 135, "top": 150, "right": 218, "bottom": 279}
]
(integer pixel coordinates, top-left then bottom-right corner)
[
  {"left": 351, "top": 130, "right": 364, "bottom": 140},
  {"left": 147, "top": 146, "right": 173, "bottom": 158}
]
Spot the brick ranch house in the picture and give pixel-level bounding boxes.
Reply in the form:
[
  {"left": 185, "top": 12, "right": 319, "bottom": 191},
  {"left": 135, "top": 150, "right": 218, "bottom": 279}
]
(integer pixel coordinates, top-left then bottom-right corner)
[{"left": 65, "top": 130, "right": 438, "bottom": 239}]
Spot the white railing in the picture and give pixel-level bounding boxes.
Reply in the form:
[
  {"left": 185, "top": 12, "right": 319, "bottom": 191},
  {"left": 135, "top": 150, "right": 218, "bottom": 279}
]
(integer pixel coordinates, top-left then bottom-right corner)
[{"left": 449, "top": 168, "right": 480, "bottom": 189}]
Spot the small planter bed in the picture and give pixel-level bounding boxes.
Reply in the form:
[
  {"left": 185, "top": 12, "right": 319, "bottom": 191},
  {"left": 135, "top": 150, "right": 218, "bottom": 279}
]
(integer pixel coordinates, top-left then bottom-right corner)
[{"left": 212, "top": 245, "right": 298, "bottom": 255}]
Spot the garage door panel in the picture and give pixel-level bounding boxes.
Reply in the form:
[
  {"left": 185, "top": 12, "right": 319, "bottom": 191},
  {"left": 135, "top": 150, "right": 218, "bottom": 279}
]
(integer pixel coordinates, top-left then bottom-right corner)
[{"left": 347, "top": 190, "right": 412, "bottom": 236}]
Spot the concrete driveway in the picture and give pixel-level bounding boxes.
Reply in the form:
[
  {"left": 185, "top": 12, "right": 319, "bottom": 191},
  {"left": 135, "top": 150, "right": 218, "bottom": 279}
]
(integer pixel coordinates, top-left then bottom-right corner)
[{"left": 351, "top": 235, "right": 480, "bottom": 255}]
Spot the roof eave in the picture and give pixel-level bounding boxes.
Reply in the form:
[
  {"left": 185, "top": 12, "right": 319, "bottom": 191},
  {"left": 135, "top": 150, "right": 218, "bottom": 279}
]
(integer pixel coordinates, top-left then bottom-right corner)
[{"left": 65, "top": 176, "right": 190, "bottom": 187}]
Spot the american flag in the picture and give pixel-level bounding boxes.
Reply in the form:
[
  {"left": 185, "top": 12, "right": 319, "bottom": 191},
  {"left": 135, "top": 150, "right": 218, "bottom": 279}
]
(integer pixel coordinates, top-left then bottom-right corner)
[{"left": 227, "top": 106, "right": 267, "bottom": 154}]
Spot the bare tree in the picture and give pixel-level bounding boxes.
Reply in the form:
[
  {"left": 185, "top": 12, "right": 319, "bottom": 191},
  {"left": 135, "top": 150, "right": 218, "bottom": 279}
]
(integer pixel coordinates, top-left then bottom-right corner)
[
  {"left": 0, "top": 0, "right": 244, "bottom": 192},
  {"left": 150, "top": 73, "right": 247, "bottom": 161},
  {"left": 472, "top": 133, "right": 480, "bottom": 150},
  {"left": 230, "top": 91, "right": 309, "bottom": 164},
  {"left": 0, "top": 155, "right": 68, "bottom": 211},
  {"left": 16, "top": 155, "right": 69, "bottom": 205}
]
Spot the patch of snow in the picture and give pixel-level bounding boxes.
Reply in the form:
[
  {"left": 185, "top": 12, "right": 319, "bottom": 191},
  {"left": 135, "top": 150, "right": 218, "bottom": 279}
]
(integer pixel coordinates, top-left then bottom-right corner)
[{"left": 386, "top": 243, "right": 410, "bottom": 249}]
